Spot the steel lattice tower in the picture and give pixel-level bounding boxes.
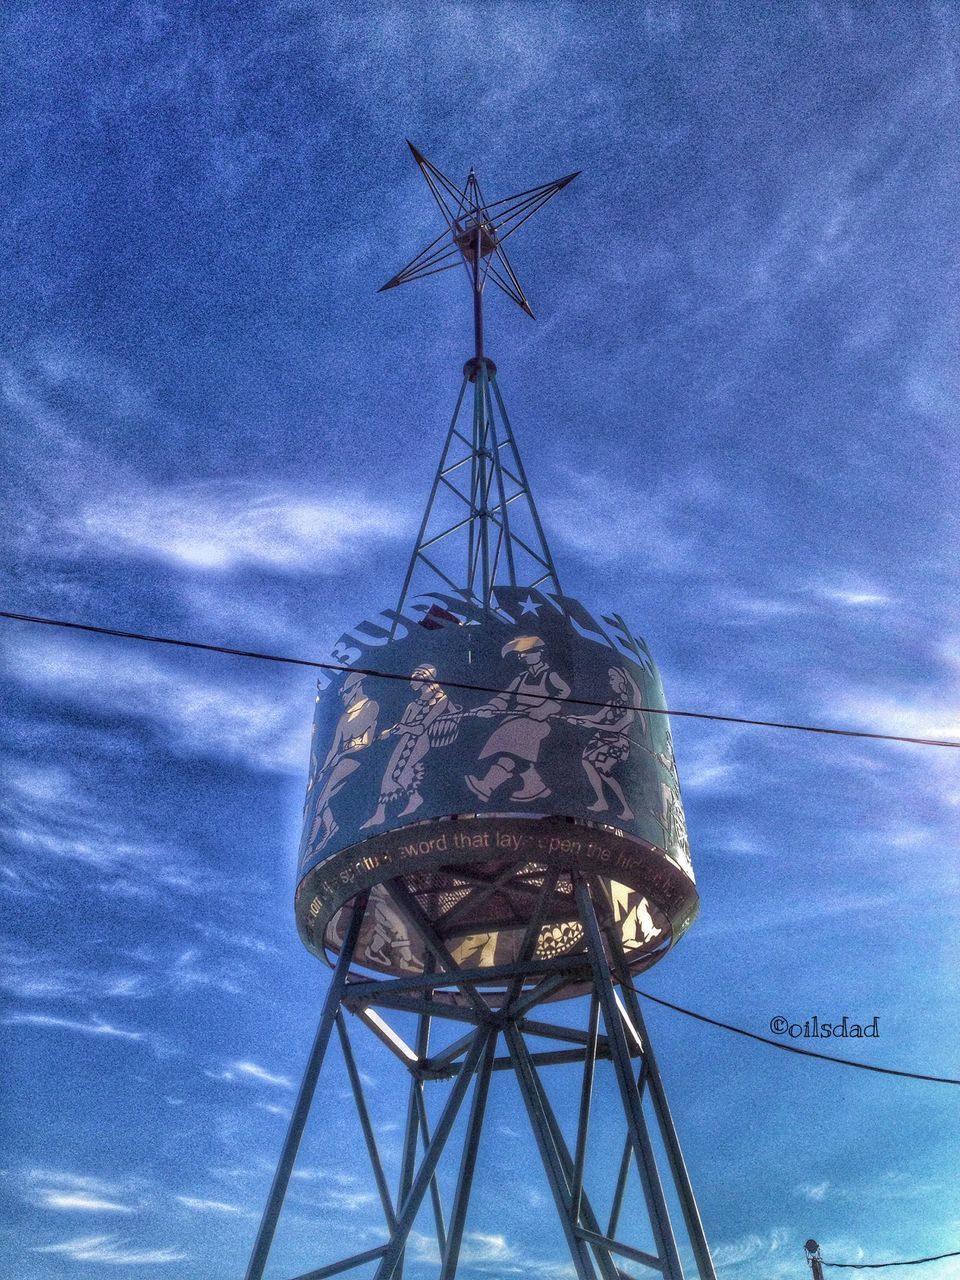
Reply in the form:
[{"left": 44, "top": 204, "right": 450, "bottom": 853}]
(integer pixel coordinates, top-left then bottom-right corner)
[{"left": 244, "top": 143, "right": 717, "bottom": 1280}]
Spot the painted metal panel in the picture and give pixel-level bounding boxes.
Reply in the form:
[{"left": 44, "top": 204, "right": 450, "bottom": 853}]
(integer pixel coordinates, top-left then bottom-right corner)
[{"left": 296, "top": 588, "right": 698, "bottom": 990}]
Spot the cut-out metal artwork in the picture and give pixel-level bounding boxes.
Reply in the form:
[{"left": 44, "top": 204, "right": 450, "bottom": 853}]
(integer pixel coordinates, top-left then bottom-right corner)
[{"left": 245, "top": 146, "right": 717, "bottom": 1280}]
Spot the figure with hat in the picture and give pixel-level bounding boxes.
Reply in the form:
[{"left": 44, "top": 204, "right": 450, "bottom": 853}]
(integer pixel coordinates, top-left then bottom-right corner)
[
  {"left": 465, "top": 635, "right": 570, "bottom": 803},
  {"left": 361, "top": 664, "right": 454, "bottom": 829},
  {"left": 307, "top": 671, "right": 380, "bottom": 853},
  {"left": 564, "top": 665, "right": 645, "bottom": 821}
]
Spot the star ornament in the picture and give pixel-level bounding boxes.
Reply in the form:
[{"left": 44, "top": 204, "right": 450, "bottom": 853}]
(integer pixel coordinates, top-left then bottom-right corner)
[{"left": 379, "top": 141, "right": 579, "bottom": 319}]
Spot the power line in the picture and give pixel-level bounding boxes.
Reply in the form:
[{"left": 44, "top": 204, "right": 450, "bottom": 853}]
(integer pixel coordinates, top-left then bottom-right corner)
[
  {"left": 625, "top": 984, "right": 960, "bottom": 1086},
  {"left": 2, "top": 609, "right": 958, "bottom": 751},
  {"left": 822, "top": 1250, "right": 960, "bottom": 1268},
  {"left": 4, "top": 605, "right": 958, "bottom": 1088}
]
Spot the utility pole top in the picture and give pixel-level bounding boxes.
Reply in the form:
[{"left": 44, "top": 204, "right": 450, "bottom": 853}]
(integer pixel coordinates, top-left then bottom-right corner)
[{"left": 805, "top": 1239, "right": 825, "bottom": 1280}]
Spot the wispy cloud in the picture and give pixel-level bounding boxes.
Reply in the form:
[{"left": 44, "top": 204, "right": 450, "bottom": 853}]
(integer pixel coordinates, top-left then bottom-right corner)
[
  {"left": 2, "top": 351, "right": 408, "bottom": 577},
  {"left": 711, "top": 1226, "right": 791, "bottom": 1269},
  {"left": 77, "top": 479, "right": 409, "bottom": 573},
  {"left": 11, "top": 642, "right": 310, "bottom": 774},
  {"left": 406, "top": 1228, "right": 574, "bottom": 1276},
  {"left": 0, "top": 759, "right": 235, "bottom": 903},
  {"left": 835, "top": 690, "right": 960, "bottom": 746},
  {"left": 256, "top": 1102, "right": 289, "bottom": 1117},
  {"left": 31, "top": 1234, "right": 187, "bottom": 1264},
  {"left": 37, "top": 1192, "right": 134, "bottom": 1213},
  {"left": 4, "top": 1012, "right": 147, "bottom": 1043},
  {"left": 25, "top": 1170, "right": 139, "bottom": 1215},
  {"left": 795, "top": 1180, "right": 829, "bottom": 1202},
  {"left": 0, "top": 936, "right": 261, "bottom": 1016},
  {"left": 168, "top": 949, "right": 248, "bottom": 998},
  {"left": 175, "top": 1195, "right": 251, "bottom": 1216},
  {"left": 218, "top": 1060, "right": 294, "bottom": 1089},
  {"left": 820, "top": 588, "right": 893, "bottom": 608},
  {"left": 285, "top": 1167, "right": 381, "bottom": 1214}
]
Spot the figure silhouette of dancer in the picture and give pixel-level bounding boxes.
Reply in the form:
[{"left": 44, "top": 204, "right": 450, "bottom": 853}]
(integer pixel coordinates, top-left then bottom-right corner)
[
  {"left": 565, "top": 666, "right": 644, "bottom": 821},
  {"left": 361, "top": 665, "right": 450, "bottom": 829},
  {"left": 308, "top": 672, "right": 379, "bottom": 852},
  {"left": 466, "top": 636, "right": 570, "bottom": 803}
]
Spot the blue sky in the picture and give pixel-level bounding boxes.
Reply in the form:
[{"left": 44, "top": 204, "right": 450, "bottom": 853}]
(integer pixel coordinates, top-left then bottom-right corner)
[{"left": 2, "top": 2, "right": 959, "bottom": 1277}]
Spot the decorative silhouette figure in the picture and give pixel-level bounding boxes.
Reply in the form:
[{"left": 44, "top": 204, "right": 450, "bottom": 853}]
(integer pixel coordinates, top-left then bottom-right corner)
[
  {"left": 466, "top": 635, "right": 570, "bottom": 803},
  {"left": 609, "top": 880, "right": 663, "bottom": 948},
  {"left": 361, "top": 665, "right": 450, "bottom": 829},
  {"left": 565, "top": 666, "right": 644, "bottom": 821},
  {"left": 308, "top": 672, "right": 379, "bottom": 853},
  {"left": 364, "top": 885, "right": 418, "bottom": 971},
  {"left": 450, "top": 931, "right": 499, "bottom": 968},
  {"left": 654, "top": 729, "right": 693, "bottom": 877}
]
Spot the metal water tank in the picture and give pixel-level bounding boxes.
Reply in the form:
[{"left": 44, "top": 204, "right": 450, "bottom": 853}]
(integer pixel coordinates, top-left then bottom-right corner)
[{"left": 295, "top": 587, "right": 698, "bottom": 998}]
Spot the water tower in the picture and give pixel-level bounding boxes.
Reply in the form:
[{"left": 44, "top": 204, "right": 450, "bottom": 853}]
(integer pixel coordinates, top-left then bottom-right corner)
[{"left": 245, "top": 144, "right": 716, "bottom": 1280}]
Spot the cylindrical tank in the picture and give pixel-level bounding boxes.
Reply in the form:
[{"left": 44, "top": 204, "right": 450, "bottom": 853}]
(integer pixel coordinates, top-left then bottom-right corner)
[{"left": 295, "top": 587, "right": 698, "bottom": 997}]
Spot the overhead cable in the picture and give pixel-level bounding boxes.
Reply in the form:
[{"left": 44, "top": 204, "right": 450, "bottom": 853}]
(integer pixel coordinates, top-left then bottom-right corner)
[
  {"left": 821, "top": 1250, "right": 960, "bottom": 1268},
  {"left": 1, "top": 608, "right": 958, "bottom": 751},
  {"left": 625, "top": 984, "right": 960, "bottom": 1086}
]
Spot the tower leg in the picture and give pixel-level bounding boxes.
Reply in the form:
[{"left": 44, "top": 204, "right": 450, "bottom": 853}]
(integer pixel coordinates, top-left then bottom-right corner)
[
  {"left": 243, "top": 895, "right": 367, "bottom": 1280},
  {"left": 605, "top": 907, "right": 718, "bottom": 1280},
  {"left": 243, "top": 878, "right": 714, "bottom": 1280},
  {"left": 575, "top": 877, "right": 686, "bottom": 1280}
]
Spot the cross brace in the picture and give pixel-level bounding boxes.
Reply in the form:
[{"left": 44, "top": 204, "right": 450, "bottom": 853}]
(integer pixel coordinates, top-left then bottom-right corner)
[{"left": 244, "top": 878, "right": 716, "bottom": 1280}]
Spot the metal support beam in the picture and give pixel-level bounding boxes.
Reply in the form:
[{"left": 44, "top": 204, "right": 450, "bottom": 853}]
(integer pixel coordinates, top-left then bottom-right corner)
[
  {"left": 289, "top": 1243, "right": 389, "bottom": 1280},
  {"left": 413, "top": 1085, "right": 448, "bottom": 1257},
  {"left": 394, "top": 1005, "right": 432, "bottom": 1280},
  {"left": 244, "top": 894, "right": 367, "bottom": 1280},
  {"left": 246, "top": 883, "right": 712, "bottom": 1280},
  {"left": 336, "top": 1013, "right": 396, "bottom": 1230},
  {"left": 604, "top": 917, "right": 717, "bottom": 1280},
  {"left": 439, "top": 1029, "right": 498, "bottom": 1279},
  {"left": 574, "top": 878, "right": 686, "bottom": 1280},
  {"left": 504, "top": 1023, "right": 597, "bottom": 1280},
  {"left": 517, "top": 1040, "right": 628, "bottom": 1280},
  {"left": 373, "top": 1029, "right": 491, "bottom": 1280},
  {"left": 571, "top": 995, "right": 600, "bottom": 1225}
]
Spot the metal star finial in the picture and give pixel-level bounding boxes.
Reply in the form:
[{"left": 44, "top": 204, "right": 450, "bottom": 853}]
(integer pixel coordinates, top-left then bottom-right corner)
[{"left": 379, "top": 141, "right": 579, "bottom": 323}]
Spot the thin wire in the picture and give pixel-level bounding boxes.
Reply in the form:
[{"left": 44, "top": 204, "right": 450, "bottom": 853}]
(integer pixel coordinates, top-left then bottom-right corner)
[
  {"left": 4, "top": 605, "right": 958, "bottom": 1084},
  {"left": 625, "top": 984, "right": 960, "bottom": 1086},
  {"left": 822, "top": 1250, "right": 960, "bottom": 1268},
  {"left": 2, "top": 608, "right": 959, "bottom": 751}
]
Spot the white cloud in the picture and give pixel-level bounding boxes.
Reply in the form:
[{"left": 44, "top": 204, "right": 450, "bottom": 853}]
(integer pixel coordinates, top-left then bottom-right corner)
[
  {"left": 837, "top": 692, "right": 960, "bottom": 746},
  {"left": 77, "top": 479, "right": 409, "bottom": 573},
  {"left": 821, "top": 589, "right": 892, "bottom": 607},
  {"left": 4, "top": 1012, "right": 146, "bottom": 1042},
  {"left": 796, "top": 1180, "right": 829, "bottom": 1201},
  {"left": 38, "top": 1192, "right": 134, "bottom": 1213},
  {"left": 316, "top": 1187, "right": 379, "bottom": 1212},
  {"left": 13, "top": 641, "right": 310, "bottom": 774},
  {"left": 711, "top": 1226, "right": 791, "bottom": 1269},
  {"left": 289, "top": 1167, "right": 357, "bottom": 1185},
  {"left": 229, "top": 1060, "right": 294, "bottom": 1089},
  {"left": 0, "top": 760, "right": 236, "bottom": 907},
  {"left": 674, "top": 724, "right": 747, "bottom": 795},
  {"left": 169, "top": 949, "right": 246, "bottom": 997},
  {"left": 28, "top": 1171, "right": 123, "bottom": 1195},
  {"left": 26, "top": 1171, "right": 138, "bottom": 1215},
  {"left": 175, "top": 1195, "right": 248, "bottom": 1215},
  {"left": 31, "top": 1234, "right": 187, "bottom": 1264},
  {"left": 256, "top": 1103, "right": 289, "bottom": 1117},
  {"left": 830, "top": 684, "right": 960, "bottom": 809},
  {"left": 406, "top": 1228, "right": 574, "bottom": 1277}
]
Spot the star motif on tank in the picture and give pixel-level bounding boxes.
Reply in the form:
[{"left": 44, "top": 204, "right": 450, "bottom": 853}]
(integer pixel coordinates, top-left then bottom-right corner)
[{"left": 519, "top": 595, "right": 542, "bottom": 616}]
